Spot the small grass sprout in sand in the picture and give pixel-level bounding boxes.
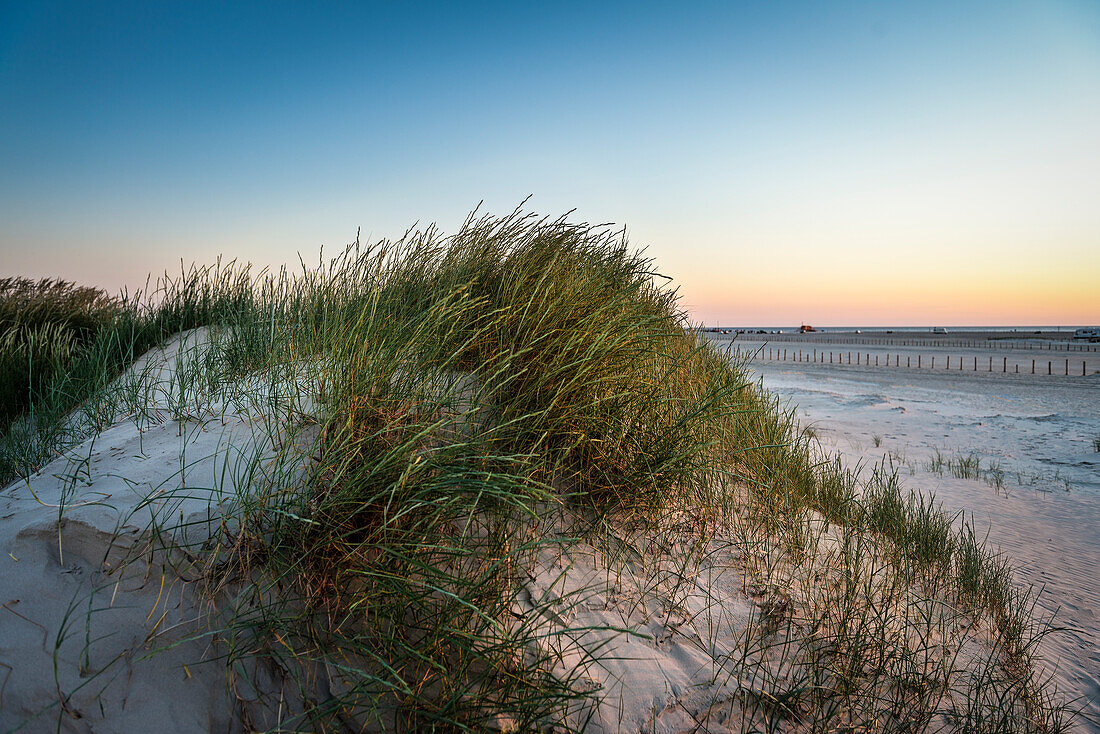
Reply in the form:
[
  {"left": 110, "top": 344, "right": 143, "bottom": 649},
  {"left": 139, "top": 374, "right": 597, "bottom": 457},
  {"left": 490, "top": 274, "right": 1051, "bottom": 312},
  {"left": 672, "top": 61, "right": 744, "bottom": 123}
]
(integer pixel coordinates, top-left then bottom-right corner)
[
  {"left": 923, "top": 445, "right": 1073, "bottom": 496},
  {"left": 926, "top": 447, "right": 947, "bottom": 476},
  {"left": 950, "top": 451, "right": 983, "bottom": 480}
]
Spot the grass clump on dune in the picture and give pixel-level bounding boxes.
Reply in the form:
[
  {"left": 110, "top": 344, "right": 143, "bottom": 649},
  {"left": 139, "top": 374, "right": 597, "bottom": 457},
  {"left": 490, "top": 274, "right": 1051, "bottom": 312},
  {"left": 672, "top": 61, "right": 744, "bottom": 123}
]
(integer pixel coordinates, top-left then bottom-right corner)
[
  {"left": 0, "top": 277, "right": 119, "bottom": 430},
  {"left": 200, "top": 211, "right": 745, "bottom": 729},
  {"left": 0, "top": 276, "right": 118, "bottom": 336},
  {"left": 1, "top": 209, "right": 1077, "bottom": 731}
]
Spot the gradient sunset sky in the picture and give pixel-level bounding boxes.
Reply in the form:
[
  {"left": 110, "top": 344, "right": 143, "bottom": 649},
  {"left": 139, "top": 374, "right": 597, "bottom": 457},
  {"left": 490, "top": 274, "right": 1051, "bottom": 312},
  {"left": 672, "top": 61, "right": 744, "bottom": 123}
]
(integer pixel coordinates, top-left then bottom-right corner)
[{"left": 2, "top": 1, "right": 1097, "bottom": 326}]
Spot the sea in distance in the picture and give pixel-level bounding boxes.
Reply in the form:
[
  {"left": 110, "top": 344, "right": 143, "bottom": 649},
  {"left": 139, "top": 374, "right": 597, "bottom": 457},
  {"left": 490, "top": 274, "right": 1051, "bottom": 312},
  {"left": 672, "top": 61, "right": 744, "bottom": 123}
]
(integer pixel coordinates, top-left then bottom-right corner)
[{"left": 704, "top": 325, "right": 1096, "bottom": 335}]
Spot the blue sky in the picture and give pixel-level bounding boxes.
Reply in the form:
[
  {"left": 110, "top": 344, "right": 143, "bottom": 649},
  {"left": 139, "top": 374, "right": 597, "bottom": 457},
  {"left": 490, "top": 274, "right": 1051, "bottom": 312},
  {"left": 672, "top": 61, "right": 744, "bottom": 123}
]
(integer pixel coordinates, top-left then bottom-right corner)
[{"left": 2, "top": 1, "right": 1098, "bottom": 324}]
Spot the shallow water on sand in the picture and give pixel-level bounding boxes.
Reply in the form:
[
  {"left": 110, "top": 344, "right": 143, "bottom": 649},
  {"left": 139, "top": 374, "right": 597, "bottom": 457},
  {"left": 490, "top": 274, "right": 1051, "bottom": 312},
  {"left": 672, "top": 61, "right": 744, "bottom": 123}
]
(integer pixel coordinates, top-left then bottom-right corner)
[{"left": 730, "top": 351, "right": 1100, "bottom": 731}]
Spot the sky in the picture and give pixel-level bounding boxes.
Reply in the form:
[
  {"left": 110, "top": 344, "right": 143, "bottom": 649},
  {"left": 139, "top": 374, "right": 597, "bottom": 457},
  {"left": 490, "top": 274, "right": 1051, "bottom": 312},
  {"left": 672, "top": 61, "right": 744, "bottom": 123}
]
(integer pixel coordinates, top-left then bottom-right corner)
[{"left": 1, "top": 1, "right": 1098, "bottom": 327}]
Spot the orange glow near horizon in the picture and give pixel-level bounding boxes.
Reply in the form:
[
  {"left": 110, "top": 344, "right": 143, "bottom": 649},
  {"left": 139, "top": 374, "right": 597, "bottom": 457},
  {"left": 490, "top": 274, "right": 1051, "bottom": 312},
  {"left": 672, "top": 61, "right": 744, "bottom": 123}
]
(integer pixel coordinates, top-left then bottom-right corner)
[
  {"left": 671, "top": 230, "right": 1100, "bottom": 327},
  {"left": 682, "top": 272, "right": 1100, "bottom": 327},
  {"left": 681, "top": 263, "right": 1100, "bottom": 327}
]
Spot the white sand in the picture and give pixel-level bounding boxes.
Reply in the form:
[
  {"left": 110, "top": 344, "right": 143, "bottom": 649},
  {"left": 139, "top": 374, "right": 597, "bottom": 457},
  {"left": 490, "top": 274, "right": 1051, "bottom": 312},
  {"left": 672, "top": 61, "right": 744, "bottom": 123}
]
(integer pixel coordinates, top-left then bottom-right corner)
[
  {"left": 0, "top": 331, "right": 301, "bottom": 732},
  {"left": 515, "top": 533, "right": 758, "bottom": 732}
]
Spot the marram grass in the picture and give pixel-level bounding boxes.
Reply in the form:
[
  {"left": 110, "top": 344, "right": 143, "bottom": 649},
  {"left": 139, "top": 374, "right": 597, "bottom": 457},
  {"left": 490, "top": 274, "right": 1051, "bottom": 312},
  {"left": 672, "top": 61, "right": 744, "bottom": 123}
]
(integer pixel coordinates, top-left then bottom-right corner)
[
  {"left": 0, "top": 277, "right": 120, "bottom": 429},
  {"left": 1, "top": 209, "right": 1077, "bottom": 731}
]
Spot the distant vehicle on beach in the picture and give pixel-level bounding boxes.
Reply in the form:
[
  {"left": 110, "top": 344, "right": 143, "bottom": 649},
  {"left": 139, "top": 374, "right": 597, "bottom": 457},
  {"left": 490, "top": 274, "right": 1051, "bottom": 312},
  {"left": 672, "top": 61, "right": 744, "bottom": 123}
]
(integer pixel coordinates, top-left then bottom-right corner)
[
  {"left": 931, "top": 327, "right": 949, "bottom": 334},
  {"left": 1074, "top": 327, "right": 1099, "bottom": 341}
]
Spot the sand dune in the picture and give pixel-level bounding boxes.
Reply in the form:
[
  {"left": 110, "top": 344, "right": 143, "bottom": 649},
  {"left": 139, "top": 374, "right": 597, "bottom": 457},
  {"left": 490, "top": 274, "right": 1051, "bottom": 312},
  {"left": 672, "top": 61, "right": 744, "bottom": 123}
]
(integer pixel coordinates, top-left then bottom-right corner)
[{"left": 1, "top": 328, "right": 1083, "bottom": 731}]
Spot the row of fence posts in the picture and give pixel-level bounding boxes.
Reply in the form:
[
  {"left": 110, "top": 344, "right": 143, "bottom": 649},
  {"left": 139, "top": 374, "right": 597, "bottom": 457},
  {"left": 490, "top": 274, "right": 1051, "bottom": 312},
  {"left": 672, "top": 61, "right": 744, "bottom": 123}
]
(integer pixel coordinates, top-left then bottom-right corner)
[
  {"left": 742, "top": 347, "right": 1089, "bottom": 376},
  {"left": 718, "top": 335, "right": 1098, "bottom": 352}
]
